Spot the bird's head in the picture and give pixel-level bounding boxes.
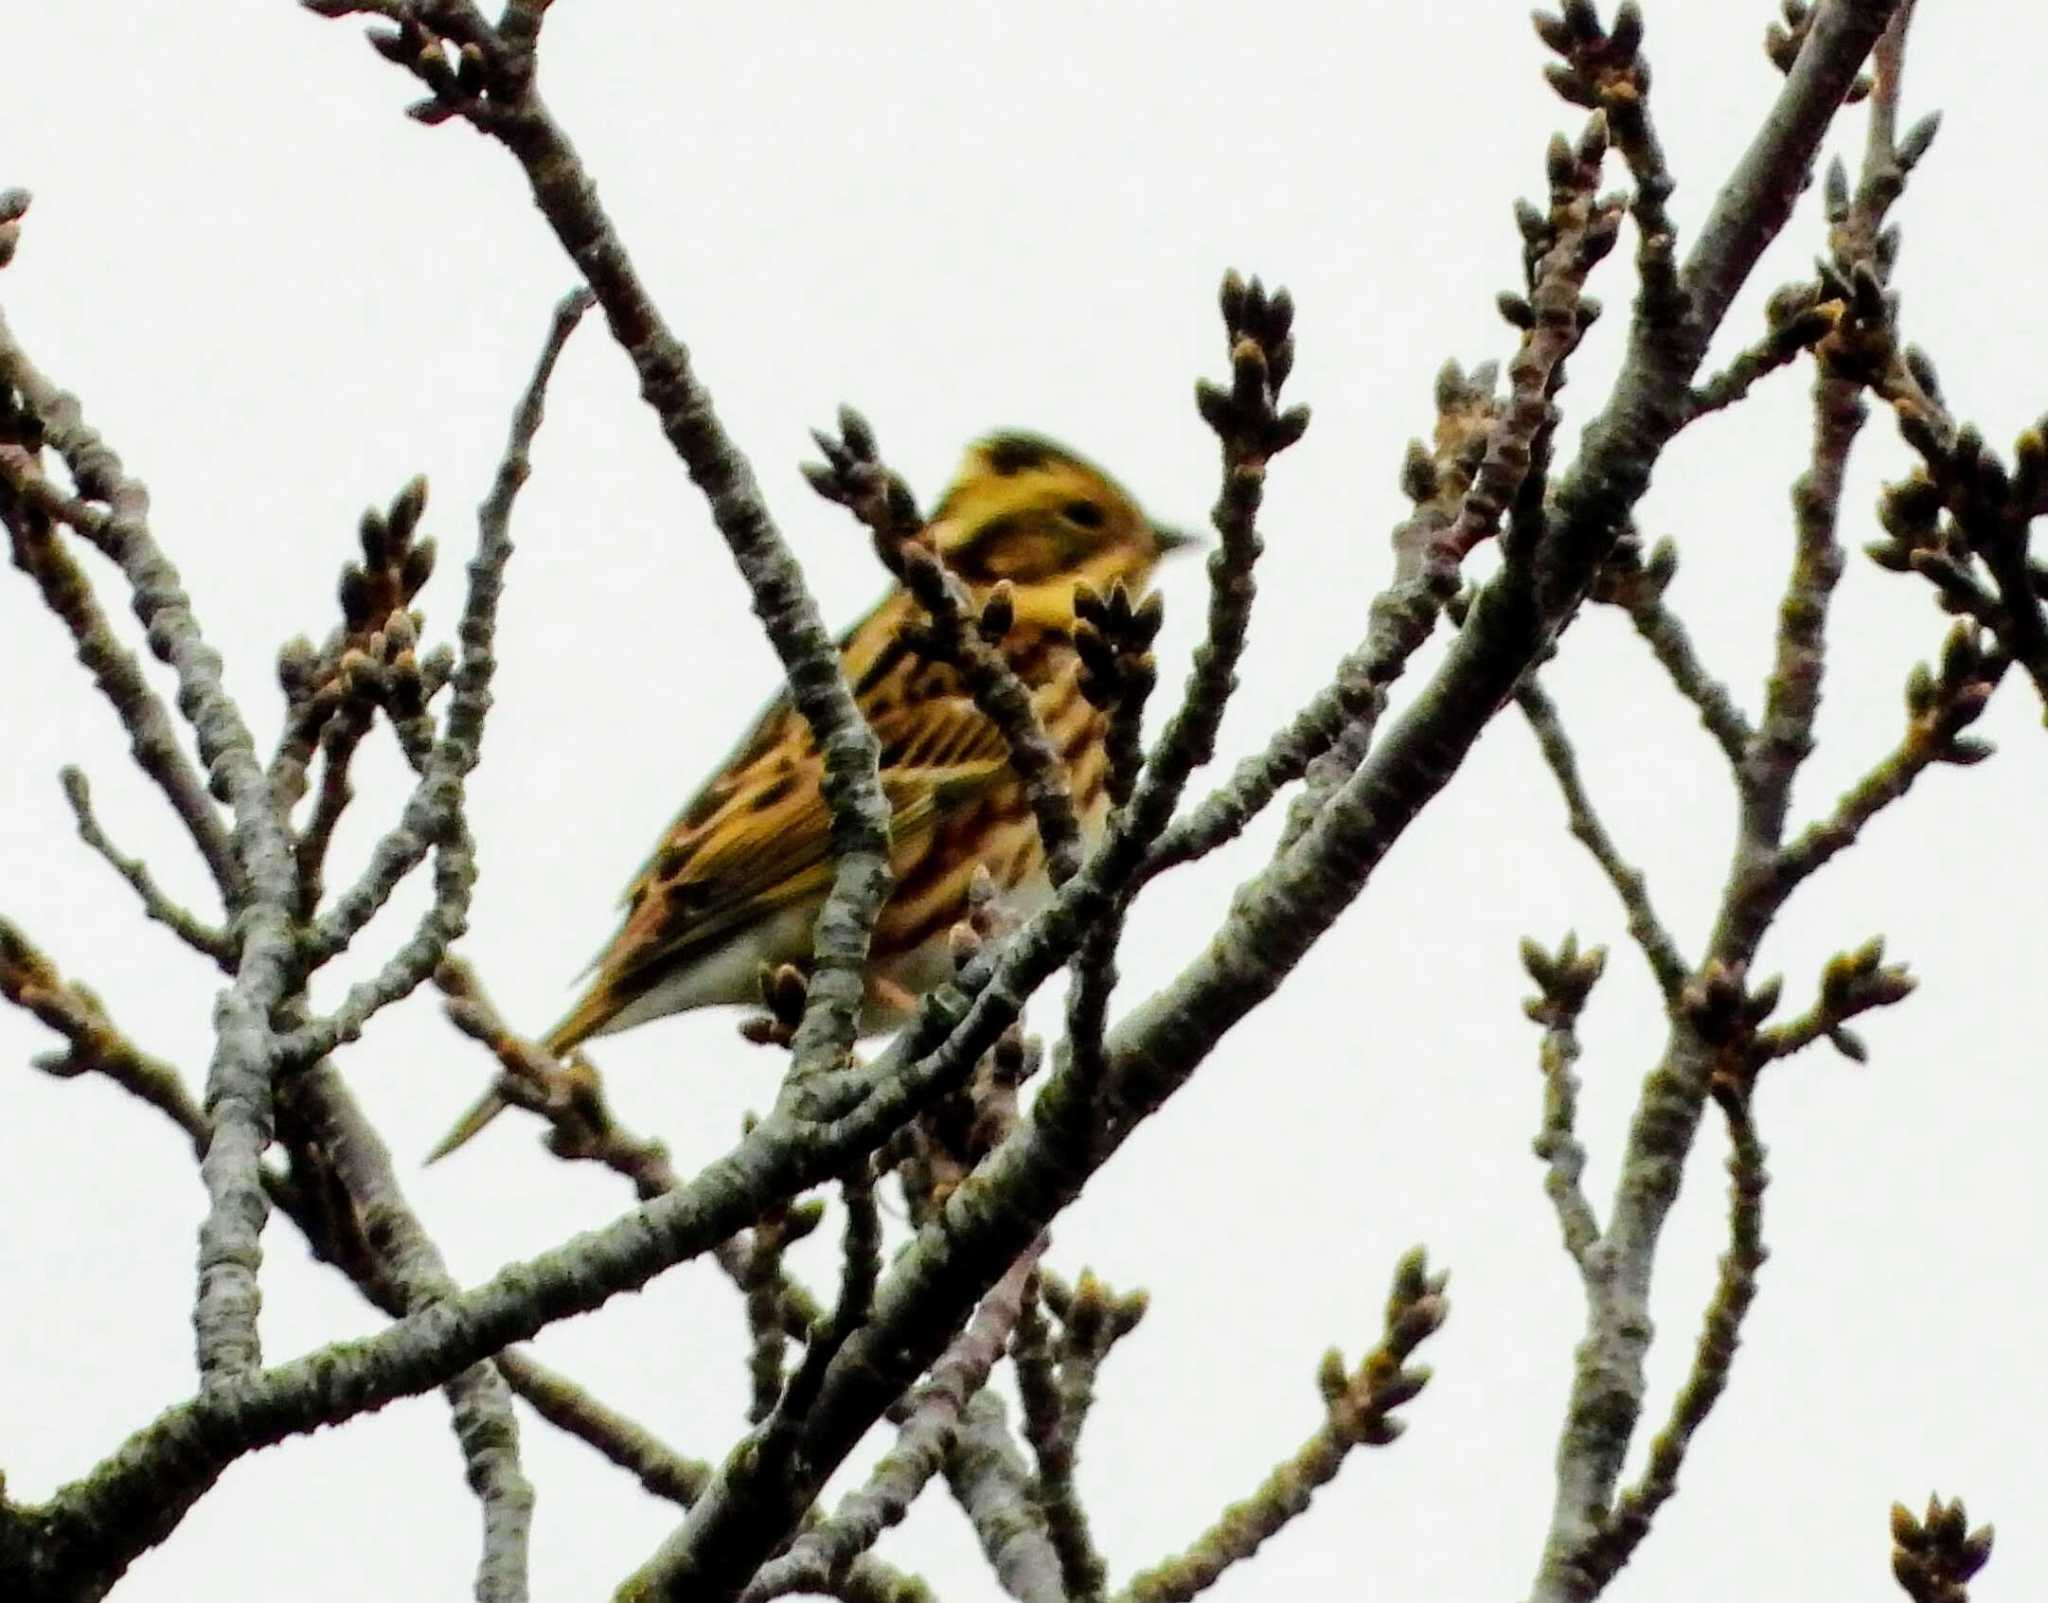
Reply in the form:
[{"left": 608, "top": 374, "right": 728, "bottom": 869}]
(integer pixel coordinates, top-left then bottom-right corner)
[{"left": 924, "top": 433, "right": 1194, "bottom": 620}]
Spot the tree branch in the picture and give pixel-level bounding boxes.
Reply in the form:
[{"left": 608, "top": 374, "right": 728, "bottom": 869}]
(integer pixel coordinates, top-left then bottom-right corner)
[
  {"left": 0, "top": 298, "right": 300, "bottom": 1385},
  {"left": 1517, "top": 681, "right": 1688, "bottom": 1000},
  {"left": 1117, "top": 1249, "right": 1446, "bottom": 1603}
]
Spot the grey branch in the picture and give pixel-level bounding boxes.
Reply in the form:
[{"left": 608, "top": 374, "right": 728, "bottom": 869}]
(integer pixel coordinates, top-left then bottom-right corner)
[
  {"left": 945, "top": 1391, "right": 1068, "bottom": 1603},
  {"left": 737, "top": 1249, "right": 1038, "bottom": 1603},
  {"left": 288, "top": 1061, "right": 535, "bottom": 1603},
  {"left": 0, "top": 301, "right": 302, "bottom": 1385},
  {"left": 1516, "top": 680, "right": 1688, "bottom": 1000},
  {"left": 494, "top": 1348, "right": 711, "bottom": 1509},
  {"left": 1521, "top": 933, "right": 1609, "bottom": 1268},
  {"left": 283, "top": 288, "right": 592, "bottom": 1062},
  {"left": 1117, "top": 1248, "right": 1446, "bottom": 1603},
  {"left": 56, "top": 765, "right": 235, "bottom": 965},
  {"left": 1566, "top": 1091, "right": 1769, "bottom": 1588}
]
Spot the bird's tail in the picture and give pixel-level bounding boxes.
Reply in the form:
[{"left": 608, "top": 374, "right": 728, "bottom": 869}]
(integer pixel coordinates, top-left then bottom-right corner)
[
  {"left": 424, "top": 997, "right": 605, "bottom": 1165},
  {"left": 424, "top": 1086, "right": 510, "bottom": 1165}
]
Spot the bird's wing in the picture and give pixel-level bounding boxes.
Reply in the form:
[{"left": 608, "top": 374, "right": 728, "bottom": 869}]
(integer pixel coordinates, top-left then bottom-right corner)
[
  {"left": 552, "top": 665, "right": 1014, "bottom": 1049},
  {"left": 622, "top": 685, "right": 1011, "bottom": 955},
  {"left": 612, "top": 586, "right": 917, "bottom": 913}
]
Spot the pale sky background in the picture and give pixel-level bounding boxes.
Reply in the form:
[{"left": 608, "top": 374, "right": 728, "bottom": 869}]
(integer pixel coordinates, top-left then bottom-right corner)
[{"left": 5, "top": 4, "right": 2043, "bottom": 1600}]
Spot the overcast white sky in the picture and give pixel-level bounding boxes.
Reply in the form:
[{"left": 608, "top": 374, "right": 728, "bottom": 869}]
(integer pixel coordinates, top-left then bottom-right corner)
[{"left": 5, "top": 4, "right": 2043, "bottom": 1600}]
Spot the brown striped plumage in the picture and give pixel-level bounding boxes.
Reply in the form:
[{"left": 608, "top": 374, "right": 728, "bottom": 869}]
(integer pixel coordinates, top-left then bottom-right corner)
[{"left": 428, "top": 433, "right": 1187, "bottom": 1161}]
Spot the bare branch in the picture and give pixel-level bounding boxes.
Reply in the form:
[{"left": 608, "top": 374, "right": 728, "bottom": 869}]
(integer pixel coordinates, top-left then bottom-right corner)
[
  {"left": 1295, "top": 102, "right": 1618, "bottom": 847},
  {"left": 1014, "top": 1269, "right": 1148, "bottom": 1603},
  {"left": 1148, "top": 271, "right": 1302, "bottom": 814},
  {"left": 285, "top": 1061, "right": 534, "bottom": 1603},
  {"left": 432, "top": 955, "right": 827, "bottom": 1333},
  {"left": 1592, "top": 538, "right": 1754, "bottom": 767},
  {"left": 1739, "top": 620, "right": 1998, "bottom": 939},
  {"left": 0, "top": 421, "right": 240, "bottom": 904},
  {"left": 1732, "top": 359, "right": 1863, "bottom": 870},
  {"left": 1753, "top": 935, "right": 1916, "bottom": 1068},
  {"left": 493, "top": 1347, "right": 708, "bottom": 1509},
  {"left": 1396, "top": 120, "right": 1618, "bottom": 582},
  {"left": 1516, "top": 681, "right": 1688, "bottom": 999},
  {"left": 292, "top": 286, "right": 592, "bottom": 1044},
  {"left": 53, "top": 765, "right": 234, "bottom": 966},
  {"left": 0, "top": 298, "right": 302, "bottom": 1385},
  {"left": 1117, "top": 1249, "right": 1446, "bottom": 1603},
  {"left": 1063, "top": 582, "right": 1164, "bottom": 1089},
  {"left": 1685, "top": 289, "right": 1840, "bottom": 419},
  {"left": 738, "top": 1249, "right": 1038, "bottom": 1603},
  {"left": 0, "top": 918, "right": 208, "bottom": 1152},
  {"left": 943, "top": 1391, "right": 1067, "bottom": 1603},
  {"left": 1138, "top": 578, "right": 1446, "bottom": 882},
  {"left": 1520, "top": 934, "right": 1608, "bottom": 1268},
  {"left": 1567, "top": 1086, "right": 1768, "bottom": 1587},
  {"left": 430, "top": 955, "right": 674, "bottom": 1174}
]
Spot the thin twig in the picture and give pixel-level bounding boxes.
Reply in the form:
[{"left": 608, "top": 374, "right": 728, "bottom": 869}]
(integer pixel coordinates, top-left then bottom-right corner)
[
  {"left": 1520, "top": 934, "right": 1608, "bottom": 1269},
  {"left": 1731, "top": 357, "right": 1862, "bottom": 883},
  {"left": 0, "top": 433, "right": 240, "bottom": 907},
  {"left": 1130, "top": 273, "right": 1302, "bottom": 853},
  {"left": 494, "top": 1348, "right": 711, "bottom": 1509},
  {"left": 740, "top": 1248, "right": 1039, "bottom": 1603},
  {"left": 805, "top": 410, "right": 1085, "bottom": 886},
  {"left": 1685, "top": 294, "right": 1840, "bottom": 419},
  {"left": 294, "top": 703, "right": 374, "bottom": 915},
  {"left": 282, "top": 288, "right": 592, "bottom": 1061},
  {"left": 1138, "top": 581, "right": 1447, "bottom": 882},
  {"left": 431, "top": 955, "right": 677, "bottom": 1181},
  {"left": 433, "top": 956, "right": 829, "bottom": 1333},
  {"left": 1532, "top": 2, "right": 1684, "bottom": 331},
  {"left": 740, "top": 1197, "right": 819, "bottom": 1426},
  {"left": 1595, "top": 543, "right": 1754, "bottom": 768},
  {"left": 1769, "top": 629, "right": 1997, "bottom": 902},
  {"left": 1018, "top": 1270, "right": 1147, "bottom": 1603},
  {"left": 1752, "top": 935, "right": 1916, "bottom": 1068},
  {"left": 1287, "top": 115, "right": 1616, "bottom": 843},
  {"left": 1062, "top": 584, "right": 1162, "bottom": 1090},
  {"left": 0, "top": 918, "right": 209, "bottom": 1151},
  {"left": 1516, "top": 680, "right": 1688, "bottom": 1000},
  {"left": 55, "top": 766, "right": 235, "bottom": 966},
  {"left": 1118, "top": 1250, "right": 1446, "bottom": 1603},
  {"left": 1401, "top": 121, "right": 1619, "bottom": 582}
]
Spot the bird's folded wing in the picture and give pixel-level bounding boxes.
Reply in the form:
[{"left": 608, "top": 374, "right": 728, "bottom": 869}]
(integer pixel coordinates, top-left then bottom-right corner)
[
  {"left": 612, "top": 588, "right": 918, "bottom": 914},
  {"left": 598, "top": 689, "right": 1013, "bottom": 989}
]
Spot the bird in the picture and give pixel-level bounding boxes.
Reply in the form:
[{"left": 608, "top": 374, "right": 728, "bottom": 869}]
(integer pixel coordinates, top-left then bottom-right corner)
[{"left": 428, "top": 431, "right": 1192, "bottom": 1160}]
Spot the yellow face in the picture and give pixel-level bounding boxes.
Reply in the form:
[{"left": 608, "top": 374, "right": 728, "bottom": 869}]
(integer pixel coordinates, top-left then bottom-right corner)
[{"left": 925, "top": 433, "right": 1188, "bottom": 600}]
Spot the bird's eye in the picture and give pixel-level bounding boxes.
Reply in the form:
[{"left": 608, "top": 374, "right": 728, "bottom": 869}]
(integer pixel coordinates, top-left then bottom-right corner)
[{"left": 1061, "top": 499, "right": 1106, "bottom": 529}]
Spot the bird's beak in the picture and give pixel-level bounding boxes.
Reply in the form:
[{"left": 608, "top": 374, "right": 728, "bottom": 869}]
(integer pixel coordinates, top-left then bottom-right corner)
[{"left": 1151, "top": 522, "right": 1204, "bottom": 557}]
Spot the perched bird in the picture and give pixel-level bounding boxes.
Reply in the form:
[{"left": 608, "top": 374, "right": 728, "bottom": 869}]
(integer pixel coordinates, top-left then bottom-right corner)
[{"left": 429, "top": 432, "right": 1190, "bottom": 1160}]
